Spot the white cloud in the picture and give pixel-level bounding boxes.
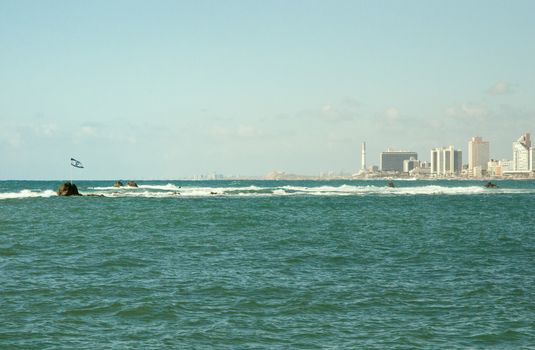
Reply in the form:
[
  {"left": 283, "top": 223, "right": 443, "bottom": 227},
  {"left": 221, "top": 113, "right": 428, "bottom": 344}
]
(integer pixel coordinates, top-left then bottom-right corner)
[
  {"left": 0, "top": 122, "right": 58, "bottom": 148},
  {"left": 211, "top": 125, "right": 263, "bottom": 139},
  {"left": 487, "top": 81, "right": 511, "bottom": 96},
  {"left": 1, "top": 131, "right": 22, "bottom": 148},
  {"left": 296, "top": 99, "right": 360, "bottom": 123},
  {"left": 446, "top": 103, "right": 488, "bottom": 121},
  {"left": 73, "top": 123, "right": 137, "bottom": 144},
  {"left": 33, "top": 123, "right": 58, "bottom": 137},
  {"left": 375, "top": 107, "right": 402, "bottom": 129},
  {"left": 322, "top": 105, "right": 332, "bottom": 113},
  {"left": 320, "top": 102, "right": 358, "bottom": 122},
  {"left": 237, "top": 125, "right": 260, "bottom": 138},
  {"left": 80, "top": 126, "right": 97, "bottom": 136},
  {"left": 385, "top": 107, "right": 400, "bottom": 121}
]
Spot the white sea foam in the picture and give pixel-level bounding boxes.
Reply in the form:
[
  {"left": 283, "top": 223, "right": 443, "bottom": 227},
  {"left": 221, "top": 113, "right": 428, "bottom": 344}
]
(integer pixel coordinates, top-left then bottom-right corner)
[
  {"left": 139, "top": 183, "right": 181, "bottom": 191},
  {"left": 89, "top": 186, "right": 123, "bottom": 190},
  {"left": 0, "top": 189, "right": 57, "bottom": 200},
  {"left": 89, "top": 184, "right": 265, "bottom": 192},
  {"left": 279, "top": 184, "right": 504, "bottom": 196},
  {"left": 84, "top": 185, "right": 526, "bottom": 198},
  {"left": 272, "top": 189, "right": 289, "bottom": 195},
  {"left": 89, "top": 185, "right": 145, "bottom": 190},
  {"left": 1, "top": 184, "right": 531, "bottom": 200}
]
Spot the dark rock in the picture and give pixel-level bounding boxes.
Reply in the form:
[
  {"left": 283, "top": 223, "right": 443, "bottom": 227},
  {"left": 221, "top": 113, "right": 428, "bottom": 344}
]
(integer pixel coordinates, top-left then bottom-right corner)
[
  {"left": 58, "top": 182, "right": 81, "bottom": 196},
  {"left": 127, "top": 181, "right": 138, "bottom": 187},
  {"left": 114, "top": 181, "right": 124, "bottom": 188}
]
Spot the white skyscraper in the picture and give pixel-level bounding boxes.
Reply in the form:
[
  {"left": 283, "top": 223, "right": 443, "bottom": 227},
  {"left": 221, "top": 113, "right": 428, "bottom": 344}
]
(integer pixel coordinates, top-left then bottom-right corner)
[
  {"left": 361, "top": 142, "right": 366, "bottom": 172},
  {"left": 512, "top": 133, "right": 531, "bottom": 172},
  {"left": 468, "top": 136, "right": 489, "bottom": 173},
  {"left": 430, "top": 146, "right": 462, "bottom": 176}
]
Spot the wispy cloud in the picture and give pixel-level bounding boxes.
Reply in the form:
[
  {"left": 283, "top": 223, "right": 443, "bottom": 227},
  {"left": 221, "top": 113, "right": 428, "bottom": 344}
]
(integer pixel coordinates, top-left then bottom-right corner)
[
  {"left": 487, "top": 81, "right": 511, "bottom": 96},
  {"left": 0, "top": 121, "right": 59, "bottom": 148},
  {"left": 0, "top": 129, "right": 23, "bottom": 148},
  {"left": 375, "top": 107, "right": 402, "bottom": 129},
  {"left": 210, "top": 125, "right": 265, "bottom": 139},
  {"left": 297, "top": 98, "right": 361, "bottom": 123},
  {"left": 446, "top": 103, "right": 489, "bottom": 122},
  {"left": 73, "top": 122, "right": 137, "bottom": 144},
  {"left": 385, "top": 107, "right": 400, "bottom": 122},
  {"left": 320, "top": 104, "right": 355, "bottom": 122},
  {"left": 33, "top": 123, "right": 58, "bottom": 137}
]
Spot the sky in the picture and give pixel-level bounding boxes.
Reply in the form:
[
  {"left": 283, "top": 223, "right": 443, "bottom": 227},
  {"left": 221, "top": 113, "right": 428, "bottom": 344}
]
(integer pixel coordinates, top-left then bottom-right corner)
[{"left": 1, "top": 0, "right": 534, "bottom": 179}]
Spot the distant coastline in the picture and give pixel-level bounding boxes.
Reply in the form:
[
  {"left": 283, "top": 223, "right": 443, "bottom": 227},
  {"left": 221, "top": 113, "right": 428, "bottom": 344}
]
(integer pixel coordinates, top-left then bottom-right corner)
[{"left": 3, "top": 174, "right": 535, "bottom": 182}]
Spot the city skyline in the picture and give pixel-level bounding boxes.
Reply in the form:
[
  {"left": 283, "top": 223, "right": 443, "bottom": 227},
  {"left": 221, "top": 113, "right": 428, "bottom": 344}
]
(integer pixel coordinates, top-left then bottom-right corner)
[{"left": 1, "top": 1, "right": 534, "bottom": 179}]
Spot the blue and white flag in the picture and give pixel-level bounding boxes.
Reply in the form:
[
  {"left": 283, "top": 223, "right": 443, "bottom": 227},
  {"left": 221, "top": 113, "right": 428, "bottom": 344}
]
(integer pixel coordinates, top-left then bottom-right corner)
[{"left": 70, "top": 158, "right": 84, "bottom": 169}]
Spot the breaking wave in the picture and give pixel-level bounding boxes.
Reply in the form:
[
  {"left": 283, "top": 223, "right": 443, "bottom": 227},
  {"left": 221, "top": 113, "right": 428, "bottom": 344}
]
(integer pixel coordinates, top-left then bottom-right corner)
[
  {"left": 0, "top": 189, "right": 57, "bottom": 200},
  {"left": 1, "top": 184, "right": 532, "bottom": 200}
]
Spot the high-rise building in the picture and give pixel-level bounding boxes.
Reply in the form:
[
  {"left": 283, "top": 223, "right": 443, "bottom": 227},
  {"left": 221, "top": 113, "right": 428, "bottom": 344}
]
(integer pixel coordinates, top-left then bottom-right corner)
[
  {"left": 361, "top": 142, "right": 366, "bottom": 172},
  {"left": 403, "top": 157, "right": 420, "bottom": 173},
  {"left": 487, "top": 160, "right": 501, "bottom": 176},
  {"left": 430, "top": 146, "right": 462, "bottom": 175},
  {"left": 380, "top": 150, "right": 418, "bottom": 172},
  {"left": 468, "top": 136, "right": 489, "bottom": 172},
  {"left": 512, "top": 133, "right": 531, "bottom": 172}
]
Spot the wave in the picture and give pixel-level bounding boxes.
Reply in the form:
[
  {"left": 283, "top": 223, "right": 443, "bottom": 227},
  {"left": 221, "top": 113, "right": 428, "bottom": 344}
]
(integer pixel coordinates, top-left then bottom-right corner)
[
  {"left": 1, "top": 185, "right": 532, "bottom": 200},
  {"left": 139, "top": 183, "right": 181, "bottom": 191},
  {"left": 82, "top": 184, "right": 533, "bottom": 198},
  {"left": 0, "top": 189, "right": 57, "bottom": 200},
  {"left": 279, "top": 184, "right": 491, "bottom": 196}
]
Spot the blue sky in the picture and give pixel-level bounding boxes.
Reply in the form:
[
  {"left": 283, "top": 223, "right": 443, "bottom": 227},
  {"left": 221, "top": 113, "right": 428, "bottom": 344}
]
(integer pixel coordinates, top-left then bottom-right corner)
[{"left": 1, "top": 0, "right": 534, "bottom": 179}]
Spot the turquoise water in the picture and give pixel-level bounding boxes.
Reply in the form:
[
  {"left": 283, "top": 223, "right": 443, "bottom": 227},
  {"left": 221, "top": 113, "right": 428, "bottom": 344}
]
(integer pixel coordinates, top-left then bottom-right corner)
[{"left": 1, "top": 180, "right": 534, "bottom": 349}]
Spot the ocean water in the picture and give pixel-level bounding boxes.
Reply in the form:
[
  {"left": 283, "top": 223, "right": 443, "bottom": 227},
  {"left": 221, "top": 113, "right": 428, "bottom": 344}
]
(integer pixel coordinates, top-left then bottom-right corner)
[{"left": 1, "top": 180, "right": 534, "bottom": 349}]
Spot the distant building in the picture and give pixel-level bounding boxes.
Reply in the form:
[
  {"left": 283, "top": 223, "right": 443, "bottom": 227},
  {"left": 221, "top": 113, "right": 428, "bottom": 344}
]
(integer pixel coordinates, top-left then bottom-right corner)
[
  {"left": 361, "top": 142, "right": 367, "bottom": 172},
  {"left": 430, "top": 146, "right": 462, "bottom": 175},
  {"left": 368, "top": 165, "right": 379, "bottom": 173},
  {"left": 410, "top": 166, "right": 431, "bottom": 176},
  {"left": 403, "top": 157, "right": 420, "bottom": 173},
  {"left": 380, "top": 150, "right": 418, "bottom": 172},
  {"left": 512, "top": 133, "right": 531, "bottom": 172},
  {"left": 420, "top": 161, "right": 431, "bottom": 169},
  {"left": 500, "top": 159, "right": 514, "bottom": 173},
  {"left": 472, "top": 166, "right": 483, "bottom": 177},
  {"left": 487, "top": 160, "right": 501, "bottom": 176},
  {"left": 468, "top": 136, "right": 489, "bottom": 175}
]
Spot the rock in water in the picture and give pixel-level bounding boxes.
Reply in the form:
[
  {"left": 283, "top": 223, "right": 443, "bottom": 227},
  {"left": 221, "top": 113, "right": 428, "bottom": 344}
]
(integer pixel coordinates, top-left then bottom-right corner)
[
  {"left": 114, "top": 181, "right": 124, "bottom": 187},
  {"left": 127, "top": 181, "right": 138, "bottom": 187},
  {"left": 57, "top": 182, "right": 81, "bottom": 196}
]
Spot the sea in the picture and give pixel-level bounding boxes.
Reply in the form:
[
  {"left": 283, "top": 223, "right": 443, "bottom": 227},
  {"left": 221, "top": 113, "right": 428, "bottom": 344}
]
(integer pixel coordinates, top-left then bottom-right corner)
[{"left": 1, "top": 179, "right": 534, "bottom": 349}]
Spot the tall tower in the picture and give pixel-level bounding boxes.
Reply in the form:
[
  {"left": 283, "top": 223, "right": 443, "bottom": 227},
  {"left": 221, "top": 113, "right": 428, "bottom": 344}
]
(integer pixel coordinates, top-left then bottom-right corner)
[
  {"left": 431, "top": 146, "right": 462, "bottom": 175},
  {"left": 468, "top": 136, "right": 490, "bottom": 172},
  {"left": 361, "top": 142, "right": 366, "bottom": 171},
  {"left": 513, "top": 133, "right": 531, "bottom": 171}
]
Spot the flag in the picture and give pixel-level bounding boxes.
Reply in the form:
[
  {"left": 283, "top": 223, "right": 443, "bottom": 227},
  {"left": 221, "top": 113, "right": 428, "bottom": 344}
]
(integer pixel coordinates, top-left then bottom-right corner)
[{"left": 70, "top": 158, "right": 84, "bottom": 168}]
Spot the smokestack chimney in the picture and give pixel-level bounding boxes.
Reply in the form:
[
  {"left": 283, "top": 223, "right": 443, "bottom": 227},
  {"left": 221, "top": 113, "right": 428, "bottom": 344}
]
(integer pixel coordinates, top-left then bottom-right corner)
[{"left": 361, "top": 142, "right": 366, "bottom": 171}]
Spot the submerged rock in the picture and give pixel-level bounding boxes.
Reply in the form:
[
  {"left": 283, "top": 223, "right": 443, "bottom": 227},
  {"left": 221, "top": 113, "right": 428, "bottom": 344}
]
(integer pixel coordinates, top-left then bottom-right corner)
[
  {"left": 127, "top": 181, "right": 138, "bottom": 187},
  {"left": 57, "top": 182, "right": 81, "bottom": 196},
  {"left": 114, "top": 181, "right": 124, "bottom": 187}
]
